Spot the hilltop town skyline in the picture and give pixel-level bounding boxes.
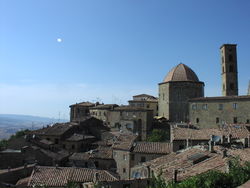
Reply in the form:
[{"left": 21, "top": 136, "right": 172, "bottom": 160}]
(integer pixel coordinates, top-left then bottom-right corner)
[{"left": 1, "top": 0, "right": 250, "bottom": 118}]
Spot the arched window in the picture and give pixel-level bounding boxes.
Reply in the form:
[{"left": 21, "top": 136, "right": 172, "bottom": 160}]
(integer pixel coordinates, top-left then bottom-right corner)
[{"left": 229, "top": 54, "right": 233, "bottom": 62}]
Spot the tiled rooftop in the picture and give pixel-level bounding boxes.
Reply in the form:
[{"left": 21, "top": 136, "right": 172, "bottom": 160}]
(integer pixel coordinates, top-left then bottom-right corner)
[
  {"left": 66, "top": 133, "right": 95, "bottom": 142},
  {"left": 28, "top": 166, "right": 118, "bottom": 187},
  {"left": 112, "top": 134, "right": 138, "bottom": 151},
  {"left": 31, "top": 122, "right": 77, "bottom": 136},
  {"left": 69, "top": 102, "right": 95, "bottom": 107},
  {"left": 189, "top": 95, "right": 250, "bottom": 102},
  {"left": 114, "top": 106, "right": 152, "bottom": 112},
  {"left": 90, "top": 104, "right": 118, "bottom": 110},
  {"left": 70, "top": 146, "right": 113, "bottom": 160},
  {"left": 133, "top": 142, "right": 172, "bottom": 154},
  {"left": 172, "top": 125, "right": 250, "bottom": 141},
  {"left": 142, "top": 147, "right": 226, "bottom": 182}
]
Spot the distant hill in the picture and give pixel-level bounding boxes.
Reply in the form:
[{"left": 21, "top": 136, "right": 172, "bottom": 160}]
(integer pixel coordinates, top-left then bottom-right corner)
[{"left": 0, "top": 114, "right": 68, "bottom": 140}]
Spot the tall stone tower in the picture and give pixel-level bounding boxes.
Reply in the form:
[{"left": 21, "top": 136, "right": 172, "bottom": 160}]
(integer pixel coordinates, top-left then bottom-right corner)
[{"left": 220, "top": 44, "right": 238, "bottom": 96}]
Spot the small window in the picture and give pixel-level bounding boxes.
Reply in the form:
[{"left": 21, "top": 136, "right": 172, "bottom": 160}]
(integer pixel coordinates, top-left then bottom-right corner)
[
  {"left": 62, "top": 144, "right": 66, "bottom": 149},
  {"left": 140, "top": 156, "right": 146, "bottom": 163},
  {"left": 113, "top": 152, "right": 117, "bottom": 157},
  {"left": 179, "top": 145, "right": 185, "bottom": 150},
  {"left": 223, "top": 84, "right": 225, "bottom": 91},
  {"left": 123, "top": 168, "right": 126, "bottom": 173},
  {"left": 230, "top": 83, "right": 234, "bottom": 90},
  {"left": 72, "top": 145, "right": 75, "bottom": 149},
  {"left": 246, "top": 119, "right": 250, "bottom": 124},
  {"left": 218, "top": 104, "right": 223, "bottom": 110},
  {"left": 94, "top": 161, "right": 99, "bottom": 168},
  {"left": 216, "top": 117, "right": 220, "bottom": 123},
  {"left": 202, "top": 104, "right": 208, "bottom": 110},
  {"left": 233, "top": 103, "right": 238, "bottom": 109},
  {"left": 234, "top": 117, "right": 238, "bottom": 123},
  {"left": 131, "top": 154, "right": 135, "bottom": 161},
  {"left": 147, "top": 104, "right": 150, "bottom": 108},
  {"left": 55, "top": 139, "right": 59, "bottom": 144},
  {"left": 162, "top": 93, "right": 165, "bottom": 100},
  {"left": 192, "top": 104, "right": 197, "bottom": 110},
  {"left": 221, "top": 56, "right": 224, "bottom": 63},
  {"left": 229, "top": 54, "right": 233, "bottom": 62},
  {"left": 229, "top": 65, "right": 234, "bottom": 72},
  {"left": 123, "top": 154, "right": 127, "bottom": 160},
  {"left": 196, "top": 118, "right": 199, "bottom": 123}
]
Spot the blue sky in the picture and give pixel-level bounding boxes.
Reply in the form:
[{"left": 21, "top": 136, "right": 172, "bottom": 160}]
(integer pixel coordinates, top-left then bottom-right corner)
[{"left": 0, "top": 0, "right": 250, "bottom": 119}]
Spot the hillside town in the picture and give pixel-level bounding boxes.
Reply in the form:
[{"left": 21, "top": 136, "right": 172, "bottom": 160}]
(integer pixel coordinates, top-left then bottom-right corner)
[{"left": 0, "top": 44, "right": 250, "bottom": 187}]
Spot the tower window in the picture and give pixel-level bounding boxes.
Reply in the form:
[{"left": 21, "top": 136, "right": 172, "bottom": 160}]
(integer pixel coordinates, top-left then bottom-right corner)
[
  {"left": 216, "top": 117, "right": 220, "bottom": 123},
  {"left": 229, "top": 65, "right": 234, "bottom": 72},
  {"left": 223, "top": 84, "right": 225, "bottom": 91},
  {"left": 196, "top": 118, "right": 199, "bottom": 123},
  {"left": 140, "top": 156, "right": 146, "bottom": 163},
  {"left": 233, "top": 117, "right": 238, "bottom": 123},
  {"left": 229, "top": 54, "right": 233, "bottom": 62},
  {"left": 221, "top": 56, "right": 224, "bottom": 63},
  {"left": 192, "top": 104, "right": 197, "bottom": 110},
  {"left": 222, "top": 66, "right": 225, "bottom": 73},
  {"left": 233, "top": 103, "right": 238, "bottom": 109},
  {"left": 218, "top": 104, "right": 223, "bottom": 110},
  {"left": 246, "top": 119, "right": 250, "bottom": 124},
  {"left": 202, "top": 104, "right": 208, "bottom": 110},
  {"left": 230, "top": 83, "right": 234, "bottom": 90}
]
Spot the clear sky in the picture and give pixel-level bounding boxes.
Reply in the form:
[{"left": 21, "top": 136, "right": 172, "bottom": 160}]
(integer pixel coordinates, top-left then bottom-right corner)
[{"left": 0, "top": 0, "right": 250, "bottom": 119}]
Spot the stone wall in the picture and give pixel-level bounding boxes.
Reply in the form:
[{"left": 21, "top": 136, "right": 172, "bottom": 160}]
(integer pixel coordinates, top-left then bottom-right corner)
[
  {"left": 159, "top": 81, "right": 204, "bottom": 122},
  {"left": 189, "top": 98, "right": 250, "bottom": 128}
]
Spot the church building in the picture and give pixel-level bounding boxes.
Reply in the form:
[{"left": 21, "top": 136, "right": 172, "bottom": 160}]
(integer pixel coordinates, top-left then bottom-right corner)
[{"left": 159, "top": 44, "right": 250, "bottom": 128}]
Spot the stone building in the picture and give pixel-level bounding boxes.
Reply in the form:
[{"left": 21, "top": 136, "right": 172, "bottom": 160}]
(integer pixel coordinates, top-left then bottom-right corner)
[
  {"left": 89, "top": 104, "right": 118, "bottom": 123},
  {"left": 107, "top": 106, "right": 153, "bottom": 141},
  {"left": 189, "top": 96, "right": 250, "bottom": 127},
  {"left": 188, "top": 44, "right": 250, "bottom": 128},
  {"left": 112, "top": 134, "right": 171, "bottom": 180},
  {"left": 69, "top": 146, "right": 116, "bottom": 171},
  {"left": 70, "top": 102, "right": 95, "bottom": 122},
  {"left": 128, "top": 94, "right": 158, "bottom": 116},
  {"left": 158, "top": 63, "right": 204, "bottom": 122}
]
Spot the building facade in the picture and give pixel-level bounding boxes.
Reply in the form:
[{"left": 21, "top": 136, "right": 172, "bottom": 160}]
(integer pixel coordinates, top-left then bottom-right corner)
[
  {"left": 128, "top": 94, "right": 158, "bottom": 117},
  {"left": 189, "top": 96, "right": 250, "bottom": 128},
  {"left": 158, "top": 63, "right": 204, "bottom": 122}
]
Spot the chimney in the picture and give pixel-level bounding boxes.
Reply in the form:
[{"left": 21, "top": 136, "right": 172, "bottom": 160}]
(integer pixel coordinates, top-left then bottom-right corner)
[
  {"left": 221, "top": 135, "right": 225, "bottom": 144},
  {"left": 227, "top": 134, "right": 232, "bottom": 144},
  {"left": 172, "top": 169, "right": 178, "bottom": 183},
  {"left": 222, "top": 150, "right": 227, "bottom": 158},
  {"left": 209, "top": 140, "right": 214, "bottom": 153},
  {"left": 226, "top": 160, "right": 231, "bottom": 173},
  {"left": 93, "top": 172, "right": 99, "bottom": 183}
]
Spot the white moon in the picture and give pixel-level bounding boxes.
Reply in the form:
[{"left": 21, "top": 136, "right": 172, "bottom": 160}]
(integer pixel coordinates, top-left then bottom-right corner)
[{"left": 57, "top": 38, "right": 62, "bottom": 43}]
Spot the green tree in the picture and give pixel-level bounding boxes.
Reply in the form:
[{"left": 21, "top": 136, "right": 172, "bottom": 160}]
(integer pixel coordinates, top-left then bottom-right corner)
[{"left": 147, "top": 129, "right": 169, "bottom": 142}]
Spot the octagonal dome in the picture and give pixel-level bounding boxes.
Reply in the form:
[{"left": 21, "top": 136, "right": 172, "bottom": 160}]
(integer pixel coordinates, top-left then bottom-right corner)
[{"left": 163, "top": 63, "right": 199, "bottom": 82}]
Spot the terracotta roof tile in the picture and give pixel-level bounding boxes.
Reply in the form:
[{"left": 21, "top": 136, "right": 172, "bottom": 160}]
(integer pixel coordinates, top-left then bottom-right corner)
[
  {"left": 163, "top": 63, "right": 200, "bottom": 83},
  {"left": 28, "top": 166, "right": 118, "bottom": 187},
  {"left": 133, "top": 142, "right": 172, "bottom": 154},
  {"left": 112, "top": 134, "right": 138, "bottom": 151},
  {"left": 172, "top": 125, "right": 250, "bottom": 141}
]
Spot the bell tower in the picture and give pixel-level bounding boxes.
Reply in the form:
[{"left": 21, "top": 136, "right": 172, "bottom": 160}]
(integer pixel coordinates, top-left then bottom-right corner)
[{"left": 220, "top": 44, "right": 238, "bottom": 96}]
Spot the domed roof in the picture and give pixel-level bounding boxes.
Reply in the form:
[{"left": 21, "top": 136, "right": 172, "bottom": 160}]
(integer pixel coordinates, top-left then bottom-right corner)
[{"left": 163, "top": 63, "right": 199, "bottom": 82}]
